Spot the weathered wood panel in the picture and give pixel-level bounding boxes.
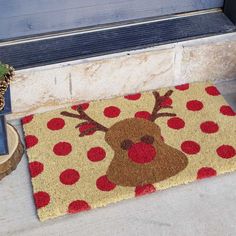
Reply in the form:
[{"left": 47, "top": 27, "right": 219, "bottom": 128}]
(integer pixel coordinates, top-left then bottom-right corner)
[{"left": 0, "top": 0, "right": 224, "bottom": 40}]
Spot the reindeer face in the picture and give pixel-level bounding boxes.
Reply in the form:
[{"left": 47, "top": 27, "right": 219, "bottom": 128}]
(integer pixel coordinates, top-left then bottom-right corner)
[
  {"left": 105, "top": 118, "right": 163, "bottom": 164},
  {"left": 104, "top": 117, "right": 188, "bottom": 187},
  {"left": 61, "top": 89, "right": 188, "bottom": 187}
]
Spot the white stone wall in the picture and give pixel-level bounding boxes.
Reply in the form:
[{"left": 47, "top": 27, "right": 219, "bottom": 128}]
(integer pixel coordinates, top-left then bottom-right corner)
[{"left": 8, "top": 32, "right": 236, "bottom": 119}]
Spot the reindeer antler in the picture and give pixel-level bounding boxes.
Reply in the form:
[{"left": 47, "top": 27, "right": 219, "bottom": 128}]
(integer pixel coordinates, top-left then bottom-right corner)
[
  {"left": 61, "top": 105, "right": 108, "bottom": 137},
  {"left": 150, "top": 90, "right": 176, "bottom": 122}
]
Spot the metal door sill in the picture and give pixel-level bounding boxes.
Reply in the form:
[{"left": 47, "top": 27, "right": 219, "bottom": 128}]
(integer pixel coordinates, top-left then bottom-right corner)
[{"left": 0, "top": 11, "right": 235, "bottom": 70}]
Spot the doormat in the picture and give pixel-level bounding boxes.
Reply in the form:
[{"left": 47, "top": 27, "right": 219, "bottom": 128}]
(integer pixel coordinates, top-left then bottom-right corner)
[{"left": 22, "top": 82, "right": 236, "bottom": 221}]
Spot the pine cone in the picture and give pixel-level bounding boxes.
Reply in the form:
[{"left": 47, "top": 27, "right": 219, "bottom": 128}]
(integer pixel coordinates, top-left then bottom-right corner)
[
  {"left": 0, "top": 63, "right": 15, "bottom": 84},
  {"left": 3, "top": 65, "right": 14, "bottom": 84},
  {"left": 0, "top": 80, "right": 8, "bottom": 95},
  {"left": 0, "top": 96, "right": 5, "bottom": 111},
  {"left": 0, "top": 63, "right": 14, "bottom": 111}
]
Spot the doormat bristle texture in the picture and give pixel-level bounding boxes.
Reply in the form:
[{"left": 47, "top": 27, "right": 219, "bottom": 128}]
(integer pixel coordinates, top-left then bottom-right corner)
[{"left": 22, "top": 82, "right": 236, "bottom": 221}]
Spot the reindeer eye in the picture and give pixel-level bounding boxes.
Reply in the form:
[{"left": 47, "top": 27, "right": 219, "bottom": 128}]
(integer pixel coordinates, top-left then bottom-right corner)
[
  {"left": 121, "top": 139, "right": 133, "bottom": 150},
  {"left": 141, "top": 135, "right": 154, "bottom": 144}
]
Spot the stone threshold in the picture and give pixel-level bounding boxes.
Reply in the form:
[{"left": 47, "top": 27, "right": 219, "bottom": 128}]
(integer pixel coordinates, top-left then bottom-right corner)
[{"left": 8, "top": 32, "right": 236, "bottom": 120}]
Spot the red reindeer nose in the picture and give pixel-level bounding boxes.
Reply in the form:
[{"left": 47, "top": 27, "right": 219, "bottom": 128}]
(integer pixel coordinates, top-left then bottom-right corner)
[{"left": 128, "top": 142, "right": 156, "bottom": 164}]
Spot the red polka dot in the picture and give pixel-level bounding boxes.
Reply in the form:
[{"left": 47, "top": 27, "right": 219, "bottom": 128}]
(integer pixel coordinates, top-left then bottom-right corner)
[
  {"left": 216, "top": 145, "right": 235, "bottom": 159},
  {"left": 167, "top": 117, "right": 185, "bottom": 130},
  {"left": 205, "top": 86, "right": 220, "bottom": 96},
  {"left": 200, "top": 121, "right": 219, "bottom": 134},
  {"left": 181, "top": 141, "right": 200, "bottom": 155},
  {"left": 135, "top": 184, "right": 156, "bottom": 197},
  {"left": 124, "top": 93, "right": 141, "bottom": 100},
  {"left": 175, "top": 83, "right": 189, "bottom": 91},
  {"left": 22, "top": 115, "right": 34, "bottom": 125},
  {"left": 197, "top": 167, "right": 217, "bottom": 180},
  {"left": 103, "top": 106, "right": 121, "bottom": 118},
  {"left": 135, "top": 111, "right": 151, "bottom": 120},
  {"left": 96, "top": 175, "right": 116, "bottom": 191},
  {"left": 34, "top": 191, "right": 50, "bottom": 209},
  {"left": 128, "top": 142, "right": 156, "bottom": 164},
  {"left": 220, "top": 105, "right": 235, "bottom": 116},
  {"left": 87, "top": 147, "right": 106, "bottom": 162},
  {"left": 47, "top": 118, "right": 65, "bottom": 131},
  {"left": 68, "top": 200, "right": 91, "bottom": 214},
  {"left": 25, "top": 135, "right": 38, "bottom": 149},
  {"left": 79, "top": 123, "right": 96, "bottom": 136},
  {"left": 160, "top": 97, "right": 172, "bottom": 107},
  {"left": 60, "top": 169, "right": 80, "bottom": 185},
  {"left": 29, "top": 161, "right": 44, "bottom": 178},
  {"left": 186, "top": 100, "right": 203, "bottom": 111},
  {"left": 71, "top": 103, "right": 89, "bottom": 111},
  {"left": 53, "top": 142, "right": 72, "bottom": 156}
]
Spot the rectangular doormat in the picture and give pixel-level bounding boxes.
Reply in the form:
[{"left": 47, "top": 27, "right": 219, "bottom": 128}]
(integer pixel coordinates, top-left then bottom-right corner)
[{"left": 22, "top": 82, "right": 236, "bottom": 221}]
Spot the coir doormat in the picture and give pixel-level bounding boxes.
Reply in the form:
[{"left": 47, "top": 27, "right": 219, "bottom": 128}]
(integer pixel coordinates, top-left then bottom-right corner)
[{"left": 22, "top": 82, "right": 236, "bottom": 221}]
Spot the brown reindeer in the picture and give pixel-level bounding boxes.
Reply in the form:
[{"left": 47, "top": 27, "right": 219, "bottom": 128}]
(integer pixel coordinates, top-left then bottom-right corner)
[{"left": 61, "top": 90, "right": 188, "bottom": 187}]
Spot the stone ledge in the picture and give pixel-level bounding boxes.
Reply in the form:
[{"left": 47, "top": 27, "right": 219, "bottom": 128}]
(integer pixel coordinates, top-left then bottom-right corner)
[{"left": 8, "top": 32, "right": 236, "bottom": 120}]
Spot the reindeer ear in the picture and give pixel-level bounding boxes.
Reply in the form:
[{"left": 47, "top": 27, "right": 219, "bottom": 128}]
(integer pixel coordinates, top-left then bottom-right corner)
[{"left": 120, "top": 139, "right": 133, "bottom": 150}]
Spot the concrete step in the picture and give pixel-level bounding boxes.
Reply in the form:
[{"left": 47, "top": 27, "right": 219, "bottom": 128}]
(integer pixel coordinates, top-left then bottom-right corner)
[{"left": 7, "top": 32, "right": 236, "bottom": 119}]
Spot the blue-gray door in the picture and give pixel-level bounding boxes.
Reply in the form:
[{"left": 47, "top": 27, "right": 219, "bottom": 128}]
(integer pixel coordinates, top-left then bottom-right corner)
[{"left": 0, "top": 0, "right": 224, "bottom": 40}]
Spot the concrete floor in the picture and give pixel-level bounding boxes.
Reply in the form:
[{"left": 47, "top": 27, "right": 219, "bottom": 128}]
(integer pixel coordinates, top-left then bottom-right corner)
[{"left": 0, "top": 80, "right": 235, "bottom": 236}]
